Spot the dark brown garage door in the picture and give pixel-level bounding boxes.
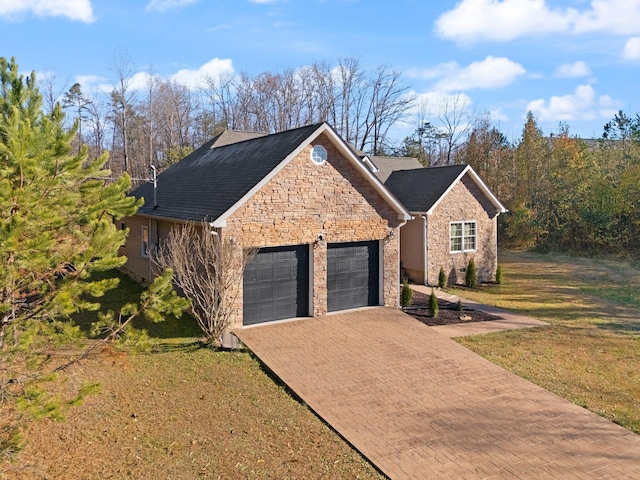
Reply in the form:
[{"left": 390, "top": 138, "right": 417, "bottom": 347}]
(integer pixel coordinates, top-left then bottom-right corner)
[
  {"left": 327, "top": 241, "right": 379, "bottom": 312},
  {"left": 243, "top": 245, "right": 309, "bottom": 326}
]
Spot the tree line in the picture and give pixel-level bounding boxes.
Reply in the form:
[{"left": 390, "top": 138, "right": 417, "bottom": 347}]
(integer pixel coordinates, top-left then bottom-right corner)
[
  {"left": 410, "top": 111, "right": 640, "bottom": 257},
  {"left": 42, "top": 54, "right": 639, "bottom": 257}
]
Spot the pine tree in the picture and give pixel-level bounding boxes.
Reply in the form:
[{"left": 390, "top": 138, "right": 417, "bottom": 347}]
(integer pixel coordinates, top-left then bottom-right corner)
[
  {"left": 465, "top": 259, "right": 477, "bottom": 289},
  {"left": 0, "top": 57, "right": 142, "bottom": 350}
]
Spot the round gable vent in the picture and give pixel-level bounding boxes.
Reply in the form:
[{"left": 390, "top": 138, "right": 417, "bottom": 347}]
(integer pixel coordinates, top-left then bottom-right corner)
[{"left": 311, "top": 145, "right": 327, "bottom": 165}]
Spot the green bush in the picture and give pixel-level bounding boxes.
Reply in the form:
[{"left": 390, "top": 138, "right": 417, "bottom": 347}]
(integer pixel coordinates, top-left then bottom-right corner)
[
  {"left": 496, "top": 264, "right": 503, "bottom": 284},
  {"left": 438, "top": 267, "right": 447, "bottom": 288},
  {"left": 428, "top": 289, "right": 439, "bottom": 318},
  {"left": 465, "top": 259, "right": 477, "bottom": 289},
  {"left": 456, "top": 299, "right": 464, "bottom": 311},
  {"left": 400, "top": 279, "right": 413, "bottom": 307}
]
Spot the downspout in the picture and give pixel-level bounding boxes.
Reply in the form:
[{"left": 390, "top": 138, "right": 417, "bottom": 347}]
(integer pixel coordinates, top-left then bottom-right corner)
[
  {"left": 147, "top": 217, "right": 152, "bottom": 283},
  {"left": 421, "top": 214, "right": 428, "bottom": 286}
]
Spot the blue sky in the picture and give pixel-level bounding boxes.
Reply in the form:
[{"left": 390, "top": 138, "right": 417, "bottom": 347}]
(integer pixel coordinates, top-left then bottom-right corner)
[{"left": 2, "top": 0, "right": 640, "bottom": 141}]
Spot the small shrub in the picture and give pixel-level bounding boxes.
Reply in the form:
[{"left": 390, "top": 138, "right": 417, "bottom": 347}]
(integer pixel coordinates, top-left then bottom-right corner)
[
  {"left": 428, "top": 289, "right": 439, "bottom": 318},
  {"left": 456, "top": 299, "right": 464, "bottom": 311},
  {"left": 438, "top": 267, "right": 447, "bottom": 288},
  {"left": 400, "top": 279, "right": 413, "bottom": 307},
  {"left": 465, "top": 258, "right": 477, "bottom": 289},
  {"left": 495, "top": 264, "right": 503, "bottom": 284}
]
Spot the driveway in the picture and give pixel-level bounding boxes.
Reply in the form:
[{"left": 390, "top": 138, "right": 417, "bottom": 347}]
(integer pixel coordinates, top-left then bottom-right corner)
[{"left": 236, "top": 308, "right": 640, "bottom": 479}]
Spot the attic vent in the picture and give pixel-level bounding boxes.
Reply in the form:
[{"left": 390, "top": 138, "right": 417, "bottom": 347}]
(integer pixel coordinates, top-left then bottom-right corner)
[{"left": 311, "top": 145, "right": 327, "bottom": 165}]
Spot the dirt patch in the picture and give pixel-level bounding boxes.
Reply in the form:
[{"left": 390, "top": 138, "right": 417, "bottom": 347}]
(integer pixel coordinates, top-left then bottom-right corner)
[{"left": 406, "top": 290, "right": 503, "bottom": 326}]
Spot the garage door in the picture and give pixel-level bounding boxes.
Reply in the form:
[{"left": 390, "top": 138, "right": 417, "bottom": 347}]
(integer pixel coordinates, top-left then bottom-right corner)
[
  {"left": 243, "top": 245, "right": 309, "bottom": 325},
  {"left": 327, "top": 241, "right": 379, "bottom": 312}
]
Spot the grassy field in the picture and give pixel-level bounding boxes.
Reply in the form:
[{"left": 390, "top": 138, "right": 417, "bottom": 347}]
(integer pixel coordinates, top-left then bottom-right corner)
[
  {"left": 448, "top": 250, "right": 640, "bottom": 434},
  {"left": 3, "top": 252, "right": 639, "bottom": 477},
  {"left": 1, "top": 271, "right": 383, "bottom": 479}
]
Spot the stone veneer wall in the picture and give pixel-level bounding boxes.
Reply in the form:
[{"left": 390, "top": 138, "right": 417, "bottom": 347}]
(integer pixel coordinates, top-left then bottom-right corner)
[
  {"left": 425, "top": 175, "right": 499, "bottom": 286},
  {"left": 224, "top": 132, "right": 402, "bottom": 328}
]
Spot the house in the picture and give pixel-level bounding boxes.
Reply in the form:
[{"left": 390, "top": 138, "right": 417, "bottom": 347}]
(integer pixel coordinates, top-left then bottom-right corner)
[
  {"left": 121, "top": 123, "right": 411, "bottom": 328},
  {"left": 384, "top": 164, "right": 506, "bottom": 286}
]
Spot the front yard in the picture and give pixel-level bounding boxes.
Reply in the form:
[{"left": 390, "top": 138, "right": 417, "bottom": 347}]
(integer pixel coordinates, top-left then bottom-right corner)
[
  {"left": 2, "top": 250, "right": 638, "bottom": 477},
  {"left": 448, "top": 250, "right": 640, "bottom": 434}
]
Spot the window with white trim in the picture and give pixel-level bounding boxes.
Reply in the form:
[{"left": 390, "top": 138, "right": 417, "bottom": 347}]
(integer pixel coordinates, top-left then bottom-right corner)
[
  {"left": 311, "top": 145, "right": 327, "bottom": 165},
  {"left": 141, "top": 226, "right": 149, "bottom": 258},
  {"left": 450, "top": 221, "right": 476, "bottom": 253}
]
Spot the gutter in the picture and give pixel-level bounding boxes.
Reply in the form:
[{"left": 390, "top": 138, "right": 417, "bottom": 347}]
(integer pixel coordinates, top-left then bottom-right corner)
[{"left": 421, "top": 214, "right": 428, "bottom": 286}]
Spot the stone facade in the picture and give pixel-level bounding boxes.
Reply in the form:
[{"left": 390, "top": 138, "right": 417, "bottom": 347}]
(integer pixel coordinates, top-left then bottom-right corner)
[
  {"left": 122, "top": 131, "right": 404, "bottom": 330},
  {"left": 224, "top": 133, "right": 402, "bottom": 328},
  {"left": 401, "top": 174, "right": 500, "bottom": 286}
]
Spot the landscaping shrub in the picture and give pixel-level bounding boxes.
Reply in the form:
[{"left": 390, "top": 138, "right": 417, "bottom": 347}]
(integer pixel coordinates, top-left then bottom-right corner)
[
  {"left": 438, "top": 267, "right": 447, "bottom": 288},
  {"left": 400, "top": 279, "right": 413, "bottom": 307},
  {"left": 456, "top": 299, "right": 464, "bottom": 311},
  {"left": 428, "top": 289, "right": 439, "bottom": 317},
  {"left": 465, "top": 258, "right": 477, "bottom": 289},
  {"left": 496, "top": 264, "right": 503, "bottom": 284}
]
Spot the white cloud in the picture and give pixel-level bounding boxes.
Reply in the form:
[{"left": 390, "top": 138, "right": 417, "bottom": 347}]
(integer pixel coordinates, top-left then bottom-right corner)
[
  {"left": 0, "top": 0, "right": 95, "bottom": 22},
  {"left": 435, "top": 0, "right": 640, "bottom": 43},
  {"left": 435, "top": 0, "right": 573, "bottom": 43},
  {"left": 145, "top": 0, "right": 198, "bottom": 12},
  {"left": 623, "top": 36, "right": 640, "bottom": 60},
  {"left": 554, "top": 61, "right": 591, "bottom": 78},
  {"left": 169, "top": 58, "right": 235, "bottom": 89},
  {"left": 411, "top": 56, "right": 525, "bottom": 92},
  {"left": 526, "top": 84, "right": 619, "bottom": 121},
  {"left": 411, "top": 91, "right": 473, "bottom": 118}
]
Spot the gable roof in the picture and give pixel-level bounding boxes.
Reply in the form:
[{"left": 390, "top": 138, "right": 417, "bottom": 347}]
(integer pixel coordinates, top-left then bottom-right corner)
[
  {"left": 132, "top": 123, "right": 411, "bottom": 226},
  {"left": 385, "top": 164, "right": 507, "bottom": 215},
  {"left": 369, "top": 156, "right": 423, "bottom": 182}
]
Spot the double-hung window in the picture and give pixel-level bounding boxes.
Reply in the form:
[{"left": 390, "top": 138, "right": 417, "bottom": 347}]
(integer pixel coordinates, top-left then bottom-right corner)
[
  {"left": 141, "top": 226, "right": 149, "bottom": 258},
  {"left": 450, "top": 221, "right": 476, "bottom": 253}
]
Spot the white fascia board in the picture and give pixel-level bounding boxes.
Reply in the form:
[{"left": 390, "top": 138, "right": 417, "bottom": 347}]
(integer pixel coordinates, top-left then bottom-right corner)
[
  {"left": 362, "top": 155, "right": 380, "bottom": 173},
  {"left": 211, "top": 123, "right": 411, "bottom": 226},
  {"left": 425, "top": 165, "right": 507, "bottom": 215},
  {"left": 210, "top": 124, "right": 329, "bottom": 228},
  {"left": 320, "top": 125, "right": 412, "bottom": 221}
]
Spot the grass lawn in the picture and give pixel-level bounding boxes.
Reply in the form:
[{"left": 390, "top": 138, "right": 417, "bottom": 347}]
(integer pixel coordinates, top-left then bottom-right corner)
[
  {"left": 1, "top": 271, "right": 382, "bottom": 479},
  {"left": 447, "top": 250, "right": 640, "bottom": 435}
]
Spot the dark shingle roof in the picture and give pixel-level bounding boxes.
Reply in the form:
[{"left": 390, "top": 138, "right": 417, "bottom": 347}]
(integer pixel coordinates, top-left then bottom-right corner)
[
  {"left": 384, "top": 164, "right": 468, "bottom": 212},
  {"left": 132, "top": 123, "right": 323, "bottom": 222}
]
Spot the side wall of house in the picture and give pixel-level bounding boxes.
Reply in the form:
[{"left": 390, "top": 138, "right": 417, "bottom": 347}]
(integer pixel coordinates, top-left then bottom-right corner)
[
  {"left": 224, "top": 132, "right": 402, "bottom": 328},
  {"left": 120, "top": 216, "right": 178, "bottom": 283},
  {"left": 400, "top": 216, "right": 425, "bottom": 284},
  {"left": 425, "top": 175, "right": 499, "bottom": 286}
]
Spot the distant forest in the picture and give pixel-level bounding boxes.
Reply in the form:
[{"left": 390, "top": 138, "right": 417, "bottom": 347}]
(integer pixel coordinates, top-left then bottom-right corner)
[{"left": 47, "top": 56, "right": 640, "bottom": 258}]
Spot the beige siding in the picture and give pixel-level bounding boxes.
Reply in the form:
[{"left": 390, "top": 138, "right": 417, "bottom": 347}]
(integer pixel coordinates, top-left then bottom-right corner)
[
  {"left": 122, "top": 132, "right": 404, "bottom": 331},
  {"left": 121, "top": 216, "right": 153, "bottom": 283},
  {"left": 400, "top": 217, "right": 425, "bottom": 284}
]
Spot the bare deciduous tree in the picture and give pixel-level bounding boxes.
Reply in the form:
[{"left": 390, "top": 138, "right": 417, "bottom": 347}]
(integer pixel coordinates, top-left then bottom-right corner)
[{"left": 152, "top": 222, "right": 257, "bottom": 348}]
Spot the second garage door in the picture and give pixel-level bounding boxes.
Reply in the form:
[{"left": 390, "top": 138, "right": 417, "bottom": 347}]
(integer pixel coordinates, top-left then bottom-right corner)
[
  {"left": 327, "top": 241, "right": 379, "bottom": 312},
  {"left": 243, "top": 245, "right": 309, "bottom": 326}
]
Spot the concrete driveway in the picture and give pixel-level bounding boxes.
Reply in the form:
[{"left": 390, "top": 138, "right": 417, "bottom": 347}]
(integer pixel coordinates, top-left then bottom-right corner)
[{"left": 236, "top": 308, "right": 640, "bottom": 479}]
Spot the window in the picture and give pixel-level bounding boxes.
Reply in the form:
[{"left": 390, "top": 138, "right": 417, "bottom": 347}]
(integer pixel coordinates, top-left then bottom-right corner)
[
  {"left": 450, "top": 221, "right": 476, "bottom": 253},
  {"left": 141, "top": 226, "right": 149, "bottom": 258},
  {"left": 311, "top": 145, "right": 327, "bottom": 165}
]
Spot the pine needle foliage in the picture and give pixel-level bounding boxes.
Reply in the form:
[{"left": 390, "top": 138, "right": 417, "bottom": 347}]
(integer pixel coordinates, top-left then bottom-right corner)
[
  {"left": 400, "top": 279, "right": 413, "bottom": 307},
  {"left": 428, "top": 289, "right": 439, "bottom": 318},
  {"left": 438, "top": 267, "right": 447, "bottom": 288},
  {"left": 496, "top": 264, "right": 504, "bottom": 284},
  {"left": 465, "top": 258, "right": 478, "bottom": 289}
]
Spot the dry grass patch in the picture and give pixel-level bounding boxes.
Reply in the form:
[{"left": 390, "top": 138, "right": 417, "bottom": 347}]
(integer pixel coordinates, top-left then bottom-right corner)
[
  {"left": 447, "top": 251, "right": 640, "bottom": 434},
  {"left": 2, "top": 347, "right": 382, "bottom": 479}
]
